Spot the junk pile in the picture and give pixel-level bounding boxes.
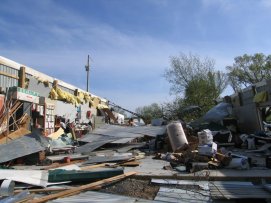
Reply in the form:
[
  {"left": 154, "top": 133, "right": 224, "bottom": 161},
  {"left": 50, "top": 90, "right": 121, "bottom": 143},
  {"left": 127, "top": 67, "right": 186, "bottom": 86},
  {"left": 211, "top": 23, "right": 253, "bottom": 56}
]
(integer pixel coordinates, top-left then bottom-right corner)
[
  {"left": 154, "top": 124, "right": 249, "bottom": 173},
  {"left": 0, "top": 116, "right": 271, "bottom": 202}
]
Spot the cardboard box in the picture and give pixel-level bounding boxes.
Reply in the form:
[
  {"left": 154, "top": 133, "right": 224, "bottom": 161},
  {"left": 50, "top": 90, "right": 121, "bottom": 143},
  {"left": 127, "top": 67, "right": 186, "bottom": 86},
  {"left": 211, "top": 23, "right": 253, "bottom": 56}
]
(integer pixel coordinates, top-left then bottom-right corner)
[
  {"left": 198, "top": 142, "right": 217, "bottom": 156},
  {"left": 198, "top": 129, "right": 213, "bottom": 145}
]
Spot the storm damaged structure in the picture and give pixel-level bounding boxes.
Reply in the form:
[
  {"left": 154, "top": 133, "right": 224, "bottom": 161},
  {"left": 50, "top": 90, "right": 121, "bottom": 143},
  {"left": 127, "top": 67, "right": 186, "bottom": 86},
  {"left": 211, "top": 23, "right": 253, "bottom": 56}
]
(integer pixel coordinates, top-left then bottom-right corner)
[
  {"left": 0, "top": 56, "right": 271, "bottom": 202},
  {"left": 230, "top": 80, "right": 271, "bottom": 134},
  {"left": 0, "top": 56, "right": 115, "bottom": 138}
]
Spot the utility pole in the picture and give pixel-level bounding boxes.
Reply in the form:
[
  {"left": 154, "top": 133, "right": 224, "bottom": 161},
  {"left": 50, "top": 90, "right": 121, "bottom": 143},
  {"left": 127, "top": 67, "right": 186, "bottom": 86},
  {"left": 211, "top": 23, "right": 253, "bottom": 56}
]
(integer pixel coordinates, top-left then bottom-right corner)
[{"left": 85, "top": 55, "right": 90, "bottom": 92}]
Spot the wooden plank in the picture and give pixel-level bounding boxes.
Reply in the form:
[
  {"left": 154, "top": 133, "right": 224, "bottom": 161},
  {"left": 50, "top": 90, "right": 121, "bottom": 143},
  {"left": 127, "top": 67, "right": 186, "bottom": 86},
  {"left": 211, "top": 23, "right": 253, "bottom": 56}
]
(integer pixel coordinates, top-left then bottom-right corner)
[
  {"left": 30, "top": 171, "right": 137, "bottom": 203},
  {"left": 15, "top": 186, "right": 101, "bottom": 194},
  {"left": 120, "top": 161, "right": 140, "bottom": 167},
  {"left": 0, "top": 128, "right": 30, "bottom": 144},
  {"left": 102, "top": 108, "right": 118, "bottom": 123},
  {"left": 15, "top": 188, "right": 70, "bottom": 193},
  {"left": 0, "top": 71, "right": 19, "bottom": 79},
  {"left": 80, "top": 163, "right": 108, "bottom": 170},
  {"left": 19, "top": 66, "right": 26, "bottom": 88},
  {"left": 47, "top": 128, "right": 64, "bottom": 140}
]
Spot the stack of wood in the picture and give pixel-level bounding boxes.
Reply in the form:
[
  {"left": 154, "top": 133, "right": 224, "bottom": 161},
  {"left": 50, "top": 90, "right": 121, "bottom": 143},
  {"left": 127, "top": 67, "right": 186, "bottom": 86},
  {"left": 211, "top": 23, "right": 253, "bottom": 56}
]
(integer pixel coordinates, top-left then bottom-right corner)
[{"left": 0, "top": 100, "right": 31, "bottom": 144}]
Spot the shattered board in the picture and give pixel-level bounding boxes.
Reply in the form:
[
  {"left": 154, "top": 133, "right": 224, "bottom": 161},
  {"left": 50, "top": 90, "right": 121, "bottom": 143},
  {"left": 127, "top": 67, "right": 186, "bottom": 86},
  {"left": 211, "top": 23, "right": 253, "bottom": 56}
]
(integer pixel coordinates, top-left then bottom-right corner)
[{"left": 0, "top": 135, "right": 45, "bottom": 163}]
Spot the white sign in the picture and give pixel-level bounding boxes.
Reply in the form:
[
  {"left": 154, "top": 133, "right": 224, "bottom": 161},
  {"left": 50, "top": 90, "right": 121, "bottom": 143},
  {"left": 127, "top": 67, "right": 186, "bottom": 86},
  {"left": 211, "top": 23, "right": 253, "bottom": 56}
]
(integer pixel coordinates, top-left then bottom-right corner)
[{"left": 11, "top": 87, "right": 39, "bottom": 103}]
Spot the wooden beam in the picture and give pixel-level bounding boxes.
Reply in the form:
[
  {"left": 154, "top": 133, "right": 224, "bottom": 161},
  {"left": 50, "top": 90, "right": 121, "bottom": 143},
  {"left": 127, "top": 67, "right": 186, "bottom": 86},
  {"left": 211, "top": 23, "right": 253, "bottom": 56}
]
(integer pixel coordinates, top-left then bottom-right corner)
[
  {"left": 19, "top": 66, "right": 26, "bottom": 88},
  {"left": 0, "top": 71, "right": 19, "bottom": 79},
  {"left": 80, "top": 163, "right": 108, "bottom": 170},
  {"left": 120, "top": 161, "right": 140, "bottom": 167},
  {"left": 30, "top": 171, "right": 137, "bottom": 203},
  {"left": 0, "top": 128, "right": 30, "bottom": 144},
  {"left": 53, "top": 80, "right": 58, "bottom": 89},
  {"left": 15, "top": 186, "right": 100, "bottom": 194}
]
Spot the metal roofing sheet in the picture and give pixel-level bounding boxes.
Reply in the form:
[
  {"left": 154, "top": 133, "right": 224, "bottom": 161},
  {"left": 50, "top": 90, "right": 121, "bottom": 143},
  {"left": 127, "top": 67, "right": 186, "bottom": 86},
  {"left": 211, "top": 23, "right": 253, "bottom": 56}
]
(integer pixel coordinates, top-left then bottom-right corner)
[
  {"left": 0, "top": 169, "right": 48, "bottom": 187},
  {"left": 79, "top": 124, "right": 166, "bottom": 143},
  {"left": 154, "top": 187, "right": 211, "bottom": 203},
  {"left": 50, "top": 190, "right": 161, "bottom": 203},
  {"left": 75, "top": 138, "right": 117, "bottom": 154},
  {"left": 0, "top": 135, "right": 45, "bottom": 163},
  {"left": 209, "top": 183, "right": 271, "bottom": 199}
]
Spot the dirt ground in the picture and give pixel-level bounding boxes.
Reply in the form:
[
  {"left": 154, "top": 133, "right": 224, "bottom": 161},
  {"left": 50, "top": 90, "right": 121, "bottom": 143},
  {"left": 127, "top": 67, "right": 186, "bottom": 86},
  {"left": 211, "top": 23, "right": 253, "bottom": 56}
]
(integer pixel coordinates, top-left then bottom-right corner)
[{"left": 101, "top": 178, "right": 160, "bottom": 200}]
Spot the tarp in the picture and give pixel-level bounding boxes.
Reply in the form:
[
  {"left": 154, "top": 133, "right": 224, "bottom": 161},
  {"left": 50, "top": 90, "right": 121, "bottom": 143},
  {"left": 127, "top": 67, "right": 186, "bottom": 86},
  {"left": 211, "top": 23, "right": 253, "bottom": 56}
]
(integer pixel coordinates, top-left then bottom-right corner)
[{"left": 203, "top": 102, "right": 232, "bottom": 123}]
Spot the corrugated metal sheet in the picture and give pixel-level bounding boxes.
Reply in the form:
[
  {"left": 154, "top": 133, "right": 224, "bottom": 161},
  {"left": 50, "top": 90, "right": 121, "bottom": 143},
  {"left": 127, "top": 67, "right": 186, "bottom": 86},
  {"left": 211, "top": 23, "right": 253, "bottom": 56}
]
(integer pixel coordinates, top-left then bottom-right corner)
[
  {"left": 0, "top": 64, "right": 19, "bottom": 76},
  {"left": 75, "top": 138, "right": 117, "bottom": 154},
  {"left": 209, "top": 182, "right": 271, "bottom": 199},
  {"left": 0, "top": 64, "right": 18, "bottom": 90},
  {"left": 154, "top": 187, "right": 211, "bottom": 203},
  {"left": 151, "top": 179, "right": 209, "bottom": 191},
  {"left": 0, "top": 133, "right": 45, "bottom": 163},
  {"left": 50, "top": 190, "right": 161, "bottom": 203},
  {"left": 0, "top": 169, "right": 48, "bottom": 187},
  {"left": 79, "top": 124, "right": 166, "bottom": 143}
]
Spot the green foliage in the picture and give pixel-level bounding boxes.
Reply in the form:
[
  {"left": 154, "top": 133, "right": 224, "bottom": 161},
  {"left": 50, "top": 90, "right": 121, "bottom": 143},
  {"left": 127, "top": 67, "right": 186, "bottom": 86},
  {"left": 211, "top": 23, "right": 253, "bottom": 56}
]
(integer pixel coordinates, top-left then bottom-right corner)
[
  {"left": 164, "top": 53, "right": 228, "bottom": 119},
  {"left": 184, "top": 70, "right": 226, "bottom": 114},
  {"left": 227, "top": 53, "right": 271, "bottom": 92},
  {"left": 162, "top": 97, "right": 184, "bottom": 120},
  {"left": 135, "top": 103, "right": 163, "bottom": 124},
  {"left": 162, "top": 97, "right": 201, "bottom": 121}
]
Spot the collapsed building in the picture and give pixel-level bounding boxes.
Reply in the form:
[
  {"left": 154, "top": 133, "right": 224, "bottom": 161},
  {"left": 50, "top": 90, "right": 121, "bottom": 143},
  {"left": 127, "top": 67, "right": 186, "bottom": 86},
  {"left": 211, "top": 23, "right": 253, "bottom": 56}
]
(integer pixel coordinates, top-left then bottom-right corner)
[
  {"left": 0, "top": 55, "right": 119, "bottom": 140},
  {"left": 230, "top": 80, "right": 271, "bottom": 134},
  {"left": 0, "top": 56, "right": 271, "bottom": 202}
]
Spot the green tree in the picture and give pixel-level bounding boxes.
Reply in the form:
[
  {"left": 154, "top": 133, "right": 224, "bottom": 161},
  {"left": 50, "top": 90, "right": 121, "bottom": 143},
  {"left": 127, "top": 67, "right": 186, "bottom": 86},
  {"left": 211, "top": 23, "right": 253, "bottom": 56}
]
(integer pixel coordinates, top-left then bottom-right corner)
[
  {"left": 227, "top": 53, "right": 271, "bottom": 92},
  {"left": 135, "top": 103, "right": 163, "bottom": 124},
  {"left": 184, "top": 71, "right": 227, "bottom": 114},
  {"left": 162, "top": 97, "right": 184, "bottom": 120},
  {"left": 164, "top": 53, "right": 228, "bottom": 118}
]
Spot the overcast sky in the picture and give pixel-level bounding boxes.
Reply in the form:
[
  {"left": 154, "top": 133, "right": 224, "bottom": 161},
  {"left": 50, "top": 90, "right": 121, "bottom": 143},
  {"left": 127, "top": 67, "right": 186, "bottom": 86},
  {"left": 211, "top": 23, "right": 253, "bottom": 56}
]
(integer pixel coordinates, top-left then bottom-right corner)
[{"left": 1, "top": 0, "right": 271, "bottom": 111}]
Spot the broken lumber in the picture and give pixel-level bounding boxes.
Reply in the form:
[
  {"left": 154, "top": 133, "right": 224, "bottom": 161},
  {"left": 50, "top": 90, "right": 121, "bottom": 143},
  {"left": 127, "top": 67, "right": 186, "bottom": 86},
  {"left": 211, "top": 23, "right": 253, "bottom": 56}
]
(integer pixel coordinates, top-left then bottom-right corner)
[
  {"left": 15, "top": 186, "right": 101, "bottom": 194},
  {"left": 80, "top": 163, "right": 108, "bottom": 170},
  {"left": 0, "top": 128, "right": 30, "bottom": 144},
  {"left": 120, "top": 161, "right": 140, "bottom": 167},
  {"left": 30, "top": 171, "right": 137, "bottom": 203}
]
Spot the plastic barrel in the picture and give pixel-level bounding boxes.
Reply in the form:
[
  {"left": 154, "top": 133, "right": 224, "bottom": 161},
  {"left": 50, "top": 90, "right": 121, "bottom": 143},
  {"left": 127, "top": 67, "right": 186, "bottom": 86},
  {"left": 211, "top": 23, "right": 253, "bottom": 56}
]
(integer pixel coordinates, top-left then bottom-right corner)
[
  {"left": 167, "top": 122, "right": 188, "bottom": 152},
  {"left": 0, "top": 179, "right": 15, "bottom": 196}
]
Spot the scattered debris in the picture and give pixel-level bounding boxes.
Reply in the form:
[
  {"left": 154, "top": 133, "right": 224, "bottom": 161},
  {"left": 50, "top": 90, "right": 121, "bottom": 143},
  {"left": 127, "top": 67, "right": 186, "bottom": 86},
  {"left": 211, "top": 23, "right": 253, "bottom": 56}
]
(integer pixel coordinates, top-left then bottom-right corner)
[{"left": 1, "top": 56, "right": 271, "bottom": 202}]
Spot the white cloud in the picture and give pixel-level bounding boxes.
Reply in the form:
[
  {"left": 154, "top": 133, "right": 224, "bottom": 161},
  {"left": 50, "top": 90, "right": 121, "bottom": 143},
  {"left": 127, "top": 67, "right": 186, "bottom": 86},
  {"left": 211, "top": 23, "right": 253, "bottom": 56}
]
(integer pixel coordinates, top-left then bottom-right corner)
[{"left": 3, "top": 0, "right": 260, "bottom": 109}]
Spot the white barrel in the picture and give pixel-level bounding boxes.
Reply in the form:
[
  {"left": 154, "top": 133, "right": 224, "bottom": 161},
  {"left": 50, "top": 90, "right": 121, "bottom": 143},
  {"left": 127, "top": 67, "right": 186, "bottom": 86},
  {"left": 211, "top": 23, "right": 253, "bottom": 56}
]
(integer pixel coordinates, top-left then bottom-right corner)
[
  {"left": 0, "top": 179, "right": 15, "bottom": 196},
  {"left": 167, "top": 122, "right": 188, "bottom": 152},
  {"left": 227, "top": 158, "right": 249, "bottom": 169}
]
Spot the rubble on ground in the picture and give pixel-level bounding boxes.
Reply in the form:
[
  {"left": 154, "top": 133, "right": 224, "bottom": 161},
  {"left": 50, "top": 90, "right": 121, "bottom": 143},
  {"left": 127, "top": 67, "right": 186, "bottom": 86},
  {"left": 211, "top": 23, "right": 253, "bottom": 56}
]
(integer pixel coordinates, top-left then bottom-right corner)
[{"left": 0, "top": 63, "right": 271, "bottom": 202}]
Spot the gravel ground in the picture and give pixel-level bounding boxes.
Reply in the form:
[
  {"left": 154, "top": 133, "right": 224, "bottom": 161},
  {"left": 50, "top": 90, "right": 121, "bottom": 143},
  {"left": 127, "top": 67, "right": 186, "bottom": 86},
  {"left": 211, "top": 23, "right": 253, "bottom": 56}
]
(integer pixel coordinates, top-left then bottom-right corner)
[{"left": 101, "top": 178, "right": 160, "bottom": 200}]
